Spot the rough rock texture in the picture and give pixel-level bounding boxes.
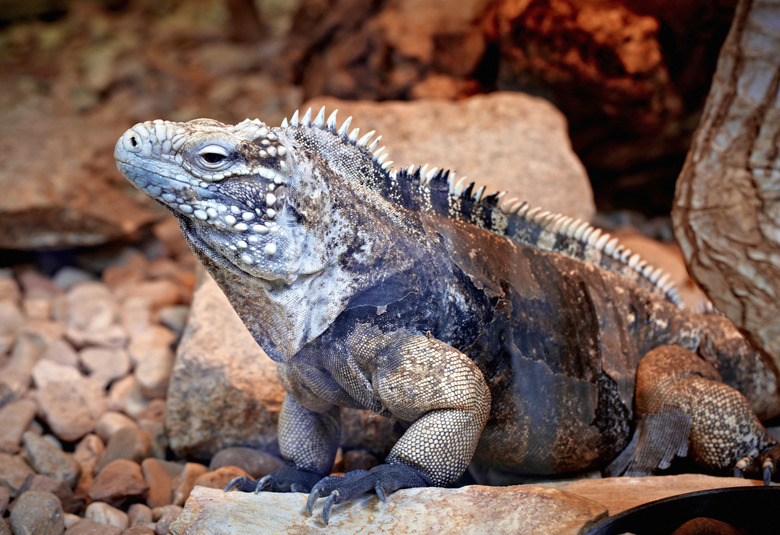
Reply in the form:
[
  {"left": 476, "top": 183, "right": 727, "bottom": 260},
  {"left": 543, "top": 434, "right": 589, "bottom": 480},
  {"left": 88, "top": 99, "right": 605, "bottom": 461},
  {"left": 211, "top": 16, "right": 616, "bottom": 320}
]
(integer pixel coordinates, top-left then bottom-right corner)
[
  {"left": 673, "top": 0, "right": 780, "bottom": 364},
  {"left": 169, "top": 484, "right": 607, "bottom": 534},
  {"left": 303, "top": 93, "right": 595, "bottom": 220},
  {"left": 552, "top": 474, "right": 764, "bottom": 515},
  {"left": 0, "top": 114, "right": 161, "bottom": 249},
  {"left": 166, "top": 271, "right": 286, "bottom": 461}
]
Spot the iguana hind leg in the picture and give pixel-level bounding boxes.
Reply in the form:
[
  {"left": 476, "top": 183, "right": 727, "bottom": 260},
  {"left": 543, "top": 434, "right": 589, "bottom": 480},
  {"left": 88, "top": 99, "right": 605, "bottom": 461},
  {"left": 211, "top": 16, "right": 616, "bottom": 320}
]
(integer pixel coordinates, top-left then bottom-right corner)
[{"left": 615, "top": 344, "right": 777, "bottom": 480}]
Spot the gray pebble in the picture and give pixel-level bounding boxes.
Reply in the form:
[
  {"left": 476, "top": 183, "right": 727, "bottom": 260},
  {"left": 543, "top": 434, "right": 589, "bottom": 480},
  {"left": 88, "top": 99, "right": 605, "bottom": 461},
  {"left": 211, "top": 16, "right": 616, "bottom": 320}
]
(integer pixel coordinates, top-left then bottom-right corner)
[
  {"left": 9, "top": 490, "right": 65, "bottom": 535},
  {"left": 209, "top": 446, "right": 284, "bottom": 479},
  {"left": 23, "top": 431, "right": 82, "bottom": 488}
]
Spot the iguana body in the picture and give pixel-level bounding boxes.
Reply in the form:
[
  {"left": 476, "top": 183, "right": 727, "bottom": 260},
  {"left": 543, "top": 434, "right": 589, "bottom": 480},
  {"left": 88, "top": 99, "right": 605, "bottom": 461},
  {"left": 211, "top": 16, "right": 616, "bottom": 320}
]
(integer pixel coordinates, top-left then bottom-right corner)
[{"left": 115, "top": 108, "right": 780, "bottom": 523}]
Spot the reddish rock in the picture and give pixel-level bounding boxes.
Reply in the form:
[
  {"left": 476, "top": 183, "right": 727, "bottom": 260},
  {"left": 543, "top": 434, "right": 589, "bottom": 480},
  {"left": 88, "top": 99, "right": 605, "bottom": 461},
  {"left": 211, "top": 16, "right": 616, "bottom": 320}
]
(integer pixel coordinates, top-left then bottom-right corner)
[
  {"left": 141, "top": 458, "right": 183, "bottom": 508},
  {"left": 95, "top": 427, "right": 152, "bottom": 473},
  {"left": 193, "top": 466, "right": 251, "bottom": 491},
  {"left": 88, "top": 460, "right": 149, "bottom": 507},
  {"left": 171, "top": 462, "right": 209, "bottom": 507},
  {"left": 209, "top": 447, "right": 284, "bottom": 479},
  {"left": 0, "top": 399, "right": 38, "bottom": 452},
  {"left": 36, "top": 378, "right": 107, "bottom": 443},
  {"left": 64, "top": 518, "right": 122, "bottom": 535},
  {"left": 22, "top": 432, "right": 82, "bottom": 489}
]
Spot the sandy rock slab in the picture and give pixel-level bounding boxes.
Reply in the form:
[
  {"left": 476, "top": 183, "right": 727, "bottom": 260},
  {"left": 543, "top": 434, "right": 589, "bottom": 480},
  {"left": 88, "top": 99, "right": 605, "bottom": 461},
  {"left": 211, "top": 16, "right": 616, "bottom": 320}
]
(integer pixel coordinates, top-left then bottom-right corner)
[{"left": 170, "top": 484, "right": 606, "bottom": 535}]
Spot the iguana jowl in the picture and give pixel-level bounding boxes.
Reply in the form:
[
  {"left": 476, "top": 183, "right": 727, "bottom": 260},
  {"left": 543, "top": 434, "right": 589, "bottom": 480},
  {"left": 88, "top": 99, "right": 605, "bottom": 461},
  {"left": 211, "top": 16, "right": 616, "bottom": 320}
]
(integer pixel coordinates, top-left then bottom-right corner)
[{"left": 115, "top": 107, "right": 780, "bottom": 523}]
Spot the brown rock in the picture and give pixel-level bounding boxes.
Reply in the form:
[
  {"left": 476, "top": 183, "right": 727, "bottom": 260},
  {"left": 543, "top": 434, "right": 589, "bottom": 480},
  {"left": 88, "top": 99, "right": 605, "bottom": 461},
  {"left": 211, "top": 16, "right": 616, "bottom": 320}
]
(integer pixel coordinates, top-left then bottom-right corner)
[
  {"left": 171, "top": 484, "right": 606, "bottom": 534},
  {"left": 129, "top": 325, "right": 176, "bottom": 399},
  {"left": 64, "top": 518, "right": 122, "bottom": 535},
  {"left": 121, "top": 527, "right": 155, "bottom": 535},
  {"left": 193, "top": 466, "right": 250, "bottom": 491},
  {"left": 0, "top": 399, "right": 38, "bottom": 452},
  {"left": 95, "top": 412, "right": 139, "bottom": 443},
  {"left": 9, "top": 490, "right": 65, "bottom": 535},
  {"left": 167, "top": 271, "right": 285, "bottom": 460},
  {"left": 209, "top": 447, "right": 284, "bottom": 479},
  {"left": 41, "top": 339, "right": 80, "bottom": 367},
  {"left": 36, "top": 378, "right": 107, "bottom": 443},
  {"left": 0, "top": 452, "right": 35, "bottom": 497},
  {"left": 553, "top": 474, "right": 763, "bottom": 516},
  {"left": 22, "top": 432, "right": 82, "bottom": 489},
  {"left": 80, "top": 348, "right": 131, "bottom": 389},
  {"left": 141, "top": 458, "right": 183, "bottom": 508},
  {"left": 127, "top": 503, "right": 153, "bottom": 527},
  {"left": 0, "top": 300, "right": 23, "bottom": 355},
  {"left": 2, "top": 332, "right": 47, "bottom": 395},
  {"left": 95, "top": 427, "right": 152, "bottom": 473},
  {"left": 0, "top": 486, "right": 10, "bottom": 516},
  {"left": 152, "top": 504, "right": 183, "bottom": 535},
  {"left": 0, "top": 115, "right": 161, "bottom": 249},
  {"left": 171, "top": 462, "right": 209, "bottom": 507},
  {"left": 17, "top": 474, "right": 83, "bottom": 514},
  {"left": 32, "top": 359, "right": 83, "bottom": 389},
  {"left": 84, "top": 501, "right": 129, "bottom": 530},
  {"left": 115, "top": 280, "right": 182, "bottom": 310},
  {"left": 88, "top": 460, "right": 149, "bottom": 507}
]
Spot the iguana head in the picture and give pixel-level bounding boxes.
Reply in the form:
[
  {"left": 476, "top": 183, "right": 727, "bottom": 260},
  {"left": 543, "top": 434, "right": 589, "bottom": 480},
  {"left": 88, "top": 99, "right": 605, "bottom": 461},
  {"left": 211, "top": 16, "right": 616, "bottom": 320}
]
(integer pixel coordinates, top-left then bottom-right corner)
[{"left": 115, "top": 113, "right": 358, "bottom": 285}]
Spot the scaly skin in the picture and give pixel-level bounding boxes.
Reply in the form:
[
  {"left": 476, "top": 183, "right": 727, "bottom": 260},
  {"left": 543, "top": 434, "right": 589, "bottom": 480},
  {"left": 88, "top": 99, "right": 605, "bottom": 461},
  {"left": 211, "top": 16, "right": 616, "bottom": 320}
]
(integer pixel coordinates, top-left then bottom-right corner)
[{"left": 115, "top": 108, "right": 780, "bottom": 524}]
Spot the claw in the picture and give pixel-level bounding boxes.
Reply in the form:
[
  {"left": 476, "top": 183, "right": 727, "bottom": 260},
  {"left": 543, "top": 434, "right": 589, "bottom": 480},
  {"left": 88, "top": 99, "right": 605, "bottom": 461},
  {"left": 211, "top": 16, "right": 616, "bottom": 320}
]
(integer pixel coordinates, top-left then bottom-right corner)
[
  {"left": 254, "top": 475, "right": 271, "bottom": 493},
  {"left": 322, "top": 490, "right": 341, "bottom": 525},
  {"left": 376, "top": 484, "right": 387, "bottom": 503},
  {"left": 225, "top": 475, "right": 256, "bottom": 492},
  {"left": 306, "top": 487, "right": 322, "bottom": 516},
  {"left": 763, "top": 459, "right": 774, "bottom": 486},
  {"left": 734, "top": 466, "right": 744, "bottom": 478}
]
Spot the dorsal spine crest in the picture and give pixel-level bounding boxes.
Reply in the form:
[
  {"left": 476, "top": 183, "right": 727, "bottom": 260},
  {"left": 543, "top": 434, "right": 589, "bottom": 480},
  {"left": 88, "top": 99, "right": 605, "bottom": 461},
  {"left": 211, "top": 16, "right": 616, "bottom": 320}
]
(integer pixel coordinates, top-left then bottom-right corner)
[{"left": 281, "top": 107, "right": 682, "bottom": 305}]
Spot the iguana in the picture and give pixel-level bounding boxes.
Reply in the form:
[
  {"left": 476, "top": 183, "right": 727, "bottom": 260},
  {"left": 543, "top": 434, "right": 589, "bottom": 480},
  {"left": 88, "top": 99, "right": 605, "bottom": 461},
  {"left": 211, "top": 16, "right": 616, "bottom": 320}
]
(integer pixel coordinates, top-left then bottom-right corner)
[{"left": 115, "top": 107, "right": 780, "bottom": 524}]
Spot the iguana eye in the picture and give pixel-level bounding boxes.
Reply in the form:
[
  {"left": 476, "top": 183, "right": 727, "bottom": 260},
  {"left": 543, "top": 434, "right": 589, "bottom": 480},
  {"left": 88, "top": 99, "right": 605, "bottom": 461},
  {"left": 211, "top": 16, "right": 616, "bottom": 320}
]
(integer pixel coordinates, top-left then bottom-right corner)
[{"left": 197, "top": 145, "right": 231, "bottom": 168}]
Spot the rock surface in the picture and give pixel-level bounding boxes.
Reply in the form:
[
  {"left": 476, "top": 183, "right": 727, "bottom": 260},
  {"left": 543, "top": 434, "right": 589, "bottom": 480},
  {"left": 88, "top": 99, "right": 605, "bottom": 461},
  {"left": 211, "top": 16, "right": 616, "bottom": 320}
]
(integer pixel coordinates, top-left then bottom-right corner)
[
  {"left": 169, "top": 484, "right": 607, "bottom": 535},
  {"left": 303, "top": 93, "right": 595, "bottom": 221}
]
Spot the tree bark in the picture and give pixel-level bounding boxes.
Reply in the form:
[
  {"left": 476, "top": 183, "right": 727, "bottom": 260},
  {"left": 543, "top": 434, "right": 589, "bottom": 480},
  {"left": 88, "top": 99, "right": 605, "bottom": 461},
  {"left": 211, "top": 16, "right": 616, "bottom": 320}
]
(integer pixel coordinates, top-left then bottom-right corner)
[{"left": 673, "top": 0, "right": 780, "bottom": 361}]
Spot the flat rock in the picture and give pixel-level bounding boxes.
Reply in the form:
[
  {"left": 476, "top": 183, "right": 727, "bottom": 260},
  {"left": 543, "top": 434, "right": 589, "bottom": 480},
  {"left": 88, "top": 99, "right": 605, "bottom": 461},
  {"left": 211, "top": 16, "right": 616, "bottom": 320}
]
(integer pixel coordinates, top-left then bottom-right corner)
[
  {"left": 0, "top": 452, "right": 35, "bottom": 497},
  {"left": 551, "top": 474, "right": 765, "bottom": 516},
  {"left": 0, "top": 399, "right": 38, "bottom": 452},
  {"left": 302, "top": 94, "right": 594, "bottom": 221},
  {"left": 0, "top": 113, "right": 161, "bottom": 249},
  {"left": 170, "top": 484, "right": 606, "bottom": 534}
]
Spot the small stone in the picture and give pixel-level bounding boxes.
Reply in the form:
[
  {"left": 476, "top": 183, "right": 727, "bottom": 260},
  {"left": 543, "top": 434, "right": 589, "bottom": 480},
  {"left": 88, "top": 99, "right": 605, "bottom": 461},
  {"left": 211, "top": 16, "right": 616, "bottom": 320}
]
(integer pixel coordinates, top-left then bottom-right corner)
[
  {"left": 209, "top": 447, "right": 284, "bottom": 479},
  {"left": 136, "top": 400, "right": 168, "bottom": 459},
  {"left": 0, "top": 273, "right": 21, "bottom": 302},
  {"left": 95, "top": 412, "right": 139, "bottom": 443},
  {"left": 0, "top": 300, "right": 23, "bottom": 355},
  {"left": 63, "top": 513, "right": 81, "bottom": 528},
  {"left": 80, "top": 347, "right": 131, "bottom": 388},
  {"left": 88, "top": 459, "right": 149, "bottom": 507},
  {"left": 106, "top": 375, "right": 136, "bottom": 413},
  {"left": 32, "top": 359, "right": 83, "bottom": 390},
  {"left": 101, "top": 253, "right": 148, "bottom": 291},
  {"left": 65, "top": 323, "right": 127, "bottom": 349},
  {"left": 36, "top": 378, "right": 107, "bottom": 442},
  {"left": 122, "top": 527, "right": 156, "bottom": 535},
  {"left": 51, "top": 267, "right": 95, "bottom": 291},
  {"left": 193, "top": 466, "right": 251, "bottom": 491},
  {"left": 342, "top": 449, "right": 380, "bottom": 472},
  {"left": 127, "top": 503, "right": 153, "bottom": 527},
  {"left": 41, "top": 339, "right": 80, "bottom": 367},
  {"left": 171, "top": 462, "right": 209, "bottom": 506},
  {"left": 0, "top": 452, "right": 35, "bottom": 496},
  {"left": 156, "top": 305, "right": 189, "bottom": 336},
  {"left": 2, "top": 332, "right": 47, "bottom": 395},
  {"left": 64, "top": 518, "right": 121, "bottom": 535},
  {"left": 23, "top": 296, "right": 53, "bottom": 321},
  {"left": 22, "top": 432, "right": 82, "bottom": 489},
  {"left": 0, "top": 518, "right": 10, "bottom": 535},
  {"left": 116, "top": 279, "right": 181, "bottom": 310},
  {"left": 119, "top": 297, "right": 154, "bottom": 338},
  {"left": 65, "top": 282, "right": 118, "bottom": 334},
  {"left": 0, "top": 399, "right": 38, "bottom": 452},
  {"left": 0, "top": 485, "right": 9, "bottom": 515},
  {"left": 153, "top": 504, "right": 183, "bottom": 535},
  {"left": 84, "top": 501, "right": 129, "bottom": 530},
  {"left": 141, "top": 458, "right": 183, "bottom": 508},
  {"left": 128, "top": 325, "right": 176, "bottom": 399},
  {"left": 72, "top": 434, "right": 103, "bottom": 500},
  {"left": 95, "top": 427, "right": 152, "bottom": 473},
  {"left": 9, "top": 490, "right": 65, "bottom": 535},
  {"left": 17, "top": 474, "right": 83, "bottom": 514}
]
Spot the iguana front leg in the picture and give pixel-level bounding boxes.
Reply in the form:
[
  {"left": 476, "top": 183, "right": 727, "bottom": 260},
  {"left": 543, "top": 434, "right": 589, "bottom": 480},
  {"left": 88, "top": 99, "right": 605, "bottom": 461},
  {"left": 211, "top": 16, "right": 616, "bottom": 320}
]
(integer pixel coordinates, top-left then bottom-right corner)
[
  {"left": 226, "top": 394, "right": 341, "bottom": 494},
  {"left": 305, "top": 327, "right": 492, "bottom": 523}
]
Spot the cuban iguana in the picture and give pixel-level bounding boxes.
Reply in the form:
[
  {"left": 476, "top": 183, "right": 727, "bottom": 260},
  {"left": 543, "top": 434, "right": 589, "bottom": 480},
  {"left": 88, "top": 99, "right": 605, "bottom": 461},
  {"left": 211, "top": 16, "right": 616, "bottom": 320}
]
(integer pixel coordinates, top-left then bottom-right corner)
[{"left": 115, "top": 107, "right": 780, "bottom": 523}]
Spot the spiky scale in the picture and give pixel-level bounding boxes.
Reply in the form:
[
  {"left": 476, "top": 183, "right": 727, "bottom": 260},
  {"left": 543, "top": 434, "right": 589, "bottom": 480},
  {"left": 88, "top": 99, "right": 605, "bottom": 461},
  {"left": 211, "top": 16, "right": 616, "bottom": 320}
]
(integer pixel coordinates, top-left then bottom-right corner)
[
  {"left": 290, "top": 109, "right": 300, "bottom": 126},
  {"left": 302, "top": 108, "right": 313, "bottom": 126},
  {"left": 326, "top": 110, "right": 339, "bottom": 131},
  {"left": 338, "top": 117, "right": 353, "bottom": 137},
  {"left": 313, "top": 107, "right": 326, "bottom": 128}
]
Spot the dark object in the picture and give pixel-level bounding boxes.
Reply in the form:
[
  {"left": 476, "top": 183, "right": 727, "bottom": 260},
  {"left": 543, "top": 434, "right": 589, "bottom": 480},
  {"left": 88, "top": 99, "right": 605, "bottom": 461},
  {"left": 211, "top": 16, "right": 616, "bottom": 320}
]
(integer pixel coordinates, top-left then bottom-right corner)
[{"left": 585, "top": 486, "right": 778, "bottom": 535}]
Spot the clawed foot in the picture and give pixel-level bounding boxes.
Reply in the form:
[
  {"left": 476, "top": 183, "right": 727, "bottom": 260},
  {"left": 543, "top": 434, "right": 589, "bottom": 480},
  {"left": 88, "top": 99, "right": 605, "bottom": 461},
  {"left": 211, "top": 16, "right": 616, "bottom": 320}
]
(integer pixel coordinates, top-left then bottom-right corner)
[
  {"left": 225, "top": 463, "right": 323, "bottom": 494},
  {"left": 733, "top": 445, "right": 780, "bottom": 485},
  {"left": 305, "top": 464, "right": 430, "bottom": 525}
]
